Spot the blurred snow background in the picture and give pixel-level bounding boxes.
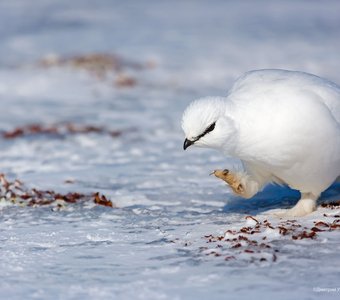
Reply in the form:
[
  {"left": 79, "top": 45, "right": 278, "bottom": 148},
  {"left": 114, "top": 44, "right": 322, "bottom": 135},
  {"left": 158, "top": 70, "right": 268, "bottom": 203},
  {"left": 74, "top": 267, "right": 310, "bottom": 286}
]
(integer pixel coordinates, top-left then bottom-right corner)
[{"left": 0, "top": 0, "right": 340, "bottom": 299}]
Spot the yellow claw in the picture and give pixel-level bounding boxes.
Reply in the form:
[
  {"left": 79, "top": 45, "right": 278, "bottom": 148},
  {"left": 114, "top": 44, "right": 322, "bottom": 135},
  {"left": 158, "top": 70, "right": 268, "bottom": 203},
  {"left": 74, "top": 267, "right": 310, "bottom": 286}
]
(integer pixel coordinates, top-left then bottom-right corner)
[{"left": 211, "top": 169, "right": 244, "bottom": 196}]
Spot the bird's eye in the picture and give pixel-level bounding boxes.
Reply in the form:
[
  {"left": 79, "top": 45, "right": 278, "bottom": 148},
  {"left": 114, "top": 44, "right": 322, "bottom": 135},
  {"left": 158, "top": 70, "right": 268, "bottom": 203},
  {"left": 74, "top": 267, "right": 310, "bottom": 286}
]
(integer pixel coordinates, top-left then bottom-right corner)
[
  {"left": 194, "top": 122, "right": 216, "bottom": 141},
  {"left": 206, "top": 122, "right": 216, "bottom": 134}
]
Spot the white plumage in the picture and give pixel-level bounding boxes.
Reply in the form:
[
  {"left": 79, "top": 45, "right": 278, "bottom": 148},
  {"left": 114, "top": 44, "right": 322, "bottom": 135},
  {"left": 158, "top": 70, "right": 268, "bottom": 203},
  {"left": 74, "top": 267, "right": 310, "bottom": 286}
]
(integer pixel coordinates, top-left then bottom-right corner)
[{"left": 182, "top": 69, "right": 340, "bottom": 217}]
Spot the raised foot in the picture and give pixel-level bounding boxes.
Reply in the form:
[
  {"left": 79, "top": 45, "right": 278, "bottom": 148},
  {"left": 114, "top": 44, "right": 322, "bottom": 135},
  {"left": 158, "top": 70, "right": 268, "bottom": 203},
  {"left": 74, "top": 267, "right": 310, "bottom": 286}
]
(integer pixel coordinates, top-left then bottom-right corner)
[{"left": 211, "top": 169, "right": 245, "bottom": 196}]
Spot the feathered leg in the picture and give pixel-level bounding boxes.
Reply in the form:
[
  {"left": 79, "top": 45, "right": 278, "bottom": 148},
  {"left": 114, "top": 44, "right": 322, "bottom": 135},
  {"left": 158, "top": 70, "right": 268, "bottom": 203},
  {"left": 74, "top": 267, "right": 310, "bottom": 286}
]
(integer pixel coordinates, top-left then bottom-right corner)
[
  {"left": 212, "top": 169, "right": 263, "bottom": 199},
  {"left": 274, "top": 192, "right": 318, "bottom": 217}
]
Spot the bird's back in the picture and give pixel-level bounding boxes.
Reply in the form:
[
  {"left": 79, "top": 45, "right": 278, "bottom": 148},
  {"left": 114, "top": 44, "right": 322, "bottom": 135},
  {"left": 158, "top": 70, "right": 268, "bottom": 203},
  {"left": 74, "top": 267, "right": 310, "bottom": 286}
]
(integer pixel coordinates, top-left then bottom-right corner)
[{"left": 227, "top": 69, "right": 340, "bottom": 123}]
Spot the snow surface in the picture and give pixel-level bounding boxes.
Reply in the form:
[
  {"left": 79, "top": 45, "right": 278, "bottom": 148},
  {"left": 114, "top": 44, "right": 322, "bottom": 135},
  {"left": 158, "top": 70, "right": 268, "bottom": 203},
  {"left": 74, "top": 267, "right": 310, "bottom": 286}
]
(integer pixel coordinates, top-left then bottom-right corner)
[{"left": 0, "top": 0, "right": 340, "bottom": 299}]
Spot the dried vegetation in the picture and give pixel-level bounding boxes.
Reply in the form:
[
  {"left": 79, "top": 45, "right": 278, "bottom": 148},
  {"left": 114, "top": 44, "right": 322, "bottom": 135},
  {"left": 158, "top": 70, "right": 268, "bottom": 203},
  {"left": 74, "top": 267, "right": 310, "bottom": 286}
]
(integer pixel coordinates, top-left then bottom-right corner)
[
  {"left": 0, "top": 174, "right": 115, "bottom": 209},
  {"left": 1, "top": 123, "right": 124, "bottom": 140},
  {"left": 37, "top": 53, "right": 155, "bottom": 87},
  {"left": 199, "top": 212, "right": 340, "bottom": 263}
]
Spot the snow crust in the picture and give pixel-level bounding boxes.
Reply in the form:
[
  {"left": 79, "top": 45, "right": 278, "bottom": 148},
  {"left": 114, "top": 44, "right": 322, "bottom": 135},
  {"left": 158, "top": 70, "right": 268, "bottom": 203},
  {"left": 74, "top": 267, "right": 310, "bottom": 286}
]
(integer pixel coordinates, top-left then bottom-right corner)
[{"left": 0, "top": 1, "right": 340, "bottom": 299}]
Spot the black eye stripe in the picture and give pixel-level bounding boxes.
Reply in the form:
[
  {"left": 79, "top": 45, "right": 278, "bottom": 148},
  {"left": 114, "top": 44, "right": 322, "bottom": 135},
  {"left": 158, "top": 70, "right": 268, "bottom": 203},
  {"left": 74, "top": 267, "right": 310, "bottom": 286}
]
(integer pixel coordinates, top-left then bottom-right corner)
[
  {"left": 194, "top": 122, "right": 216, "bottom": 141},
  {"left": 205, "top": 122, "right": 216, "bottom": 134}
]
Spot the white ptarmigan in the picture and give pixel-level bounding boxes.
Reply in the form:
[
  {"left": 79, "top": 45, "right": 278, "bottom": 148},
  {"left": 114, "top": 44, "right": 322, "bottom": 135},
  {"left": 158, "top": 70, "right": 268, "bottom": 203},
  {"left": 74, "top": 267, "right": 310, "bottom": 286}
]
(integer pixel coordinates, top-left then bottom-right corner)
[{"left": 182, "top": 69, "right": 340, "bottom": 217}]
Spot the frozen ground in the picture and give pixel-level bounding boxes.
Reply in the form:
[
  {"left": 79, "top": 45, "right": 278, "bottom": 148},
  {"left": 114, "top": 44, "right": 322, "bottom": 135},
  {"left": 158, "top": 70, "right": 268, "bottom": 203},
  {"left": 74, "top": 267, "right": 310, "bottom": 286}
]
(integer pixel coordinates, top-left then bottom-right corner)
[{"left": 0, "top": 0, "right": 340, "bottom": 299}]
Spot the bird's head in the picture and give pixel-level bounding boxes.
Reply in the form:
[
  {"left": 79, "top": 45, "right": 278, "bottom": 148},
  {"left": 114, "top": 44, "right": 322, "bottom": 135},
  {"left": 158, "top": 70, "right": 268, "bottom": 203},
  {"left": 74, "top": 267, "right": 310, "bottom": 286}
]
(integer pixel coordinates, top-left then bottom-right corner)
[{"left": 182, "top": 97, "right": 235, "bottom": 151}]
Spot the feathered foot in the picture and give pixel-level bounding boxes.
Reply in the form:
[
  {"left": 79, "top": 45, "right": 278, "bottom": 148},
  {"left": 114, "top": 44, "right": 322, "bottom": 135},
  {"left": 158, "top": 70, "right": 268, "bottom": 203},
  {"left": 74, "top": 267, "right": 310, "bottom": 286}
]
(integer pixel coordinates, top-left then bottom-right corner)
[
  {"left": 211, "top": 169, "right": 245, "bottom": 197},
  {"left": 268, "top": 193, "right": 317, "bottom": 218}
]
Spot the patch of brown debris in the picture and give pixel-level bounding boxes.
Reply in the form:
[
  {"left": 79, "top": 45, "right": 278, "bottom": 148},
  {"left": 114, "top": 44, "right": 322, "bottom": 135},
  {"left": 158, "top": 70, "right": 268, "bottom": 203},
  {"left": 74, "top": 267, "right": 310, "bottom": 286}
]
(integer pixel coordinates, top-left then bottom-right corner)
[
  {"left": 1, "top": 123, "right": 124, "bottom": 140},
  {"left": 199, "top": 214, "right": 340, "bottom": 263},
  {"left": 0, "top": 174, "right": 116, "bottom": 209},
  {"left": 321, "top": 200, "right": 340, "bottom": 209},
  {"left": 37, "top": 53, "right": 155, "bottom": 87}
]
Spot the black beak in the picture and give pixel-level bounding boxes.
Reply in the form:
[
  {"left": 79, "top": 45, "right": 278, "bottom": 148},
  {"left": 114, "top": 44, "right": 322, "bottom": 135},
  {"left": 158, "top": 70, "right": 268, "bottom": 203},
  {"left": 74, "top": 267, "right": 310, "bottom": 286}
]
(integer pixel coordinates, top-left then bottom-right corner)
[{"left": 183, "top": 138, "right": 194, "bottom": 150}]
